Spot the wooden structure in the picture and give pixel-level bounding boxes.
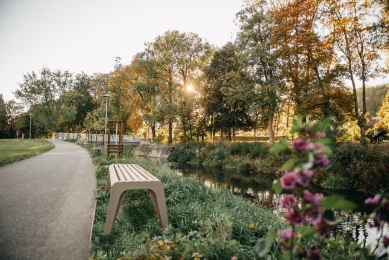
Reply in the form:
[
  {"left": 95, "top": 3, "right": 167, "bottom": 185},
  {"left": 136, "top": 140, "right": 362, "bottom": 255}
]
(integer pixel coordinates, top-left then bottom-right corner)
[
  {"left": 103, "top": 164, "right": 169, "bottom": 235},
  {"left": 107, "top": 120, "right": 123, "bottom": 158}
]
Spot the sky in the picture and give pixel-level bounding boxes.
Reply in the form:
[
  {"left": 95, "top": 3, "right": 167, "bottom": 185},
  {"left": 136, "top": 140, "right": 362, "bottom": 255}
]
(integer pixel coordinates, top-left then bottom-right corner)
[
  {"left": 1, "top": 1, "right": 388, "bottom": 103},
  {"left": 0, "top": 0, "right": 243, "bottom": 102}
]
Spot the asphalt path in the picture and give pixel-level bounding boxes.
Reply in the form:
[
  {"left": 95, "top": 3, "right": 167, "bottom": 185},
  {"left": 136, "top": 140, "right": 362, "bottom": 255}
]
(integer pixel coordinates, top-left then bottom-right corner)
[{"left": 0, "top": 139, "right": 97, "bottom": 260}]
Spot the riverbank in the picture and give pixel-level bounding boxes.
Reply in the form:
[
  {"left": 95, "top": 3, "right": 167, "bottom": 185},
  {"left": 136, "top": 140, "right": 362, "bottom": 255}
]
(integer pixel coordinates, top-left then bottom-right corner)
[
  {"left": 168, "top": 140, "right": 389, "bottom": 195},
  {"left": 88, "top": 150, "right": 285, "bottom": 259}
]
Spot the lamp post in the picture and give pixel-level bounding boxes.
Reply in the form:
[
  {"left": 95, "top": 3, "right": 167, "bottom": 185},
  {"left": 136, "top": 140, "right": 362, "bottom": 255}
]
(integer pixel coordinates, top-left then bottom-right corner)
[
  {"left": 29, "top": 113, "right": 33, "bottom": 139},
  {"left": 102, "top": 93, "right": 110, "bottom": 147}
]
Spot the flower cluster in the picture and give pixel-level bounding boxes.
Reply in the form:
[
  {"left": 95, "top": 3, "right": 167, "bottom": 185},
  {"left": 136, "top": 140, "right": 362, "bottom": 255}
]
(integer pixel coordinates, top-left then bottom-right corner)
[
  {"left": 276, "top": 122, "right": 333, "bottom": 259},
  {"left": 272, "top": 119, "right": 389, "bottom": 259}
]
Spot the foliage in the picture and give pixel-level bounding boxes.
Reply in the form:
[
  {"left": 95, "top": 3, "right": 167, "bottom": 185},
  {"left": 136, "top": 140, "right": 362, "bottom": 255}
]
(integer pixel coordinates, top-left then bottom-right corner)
[
  {"left": 168, "top": 141, "right": 290, "bottom": 175},
  {"left": 89, "top": 150, "right": 285, "bottom": 260},
  {"left": 317, "top": 142, "right": 389, "bottom": 194},
  {"left": 0, "top": 139, "right": 55, "bottom": 166},
  {"left": 270, "top": 118, "right": 389, "bottom": 259},
  {"left": 323, "top": 0, "right": 385, "bottom": 137},
  {"left": 357, "top": 84, "right": 389, "bottom": 117},
  {"left": 376, "top": 86, "right": 389, "bottom": 131}
]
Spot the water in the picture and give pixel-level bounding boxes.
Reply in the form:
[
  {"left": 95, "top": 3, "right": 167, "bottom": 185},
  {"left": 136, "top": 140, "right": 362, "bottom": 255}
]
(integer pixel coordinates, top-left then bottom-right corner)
[{"left": 174, "top": 164, "right": 389, "bottom": 253}]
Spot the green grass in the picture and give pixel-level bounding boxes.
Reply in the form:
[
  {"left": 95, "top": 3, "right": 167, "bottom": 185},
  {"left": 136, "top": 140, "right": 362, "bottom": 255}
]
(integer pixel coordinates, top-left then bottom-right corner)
[
  {"left": 89, "top": 149, "right": 285, "bottom": 260},
  {"left": 0, "top": 139, "right": 55, "bottom": 166}
]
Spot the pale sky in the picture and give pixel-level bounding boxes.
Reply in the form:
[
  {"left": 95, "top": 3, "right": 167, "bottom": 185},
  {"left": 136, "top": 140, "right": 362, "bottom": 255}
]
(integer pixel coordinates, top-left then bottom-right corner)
[
  {"left": 1, "top": 1, "right": 387, "bottom": 103},
  {"left": 0, "top": 0, "right": 243, "bottom": 102}
]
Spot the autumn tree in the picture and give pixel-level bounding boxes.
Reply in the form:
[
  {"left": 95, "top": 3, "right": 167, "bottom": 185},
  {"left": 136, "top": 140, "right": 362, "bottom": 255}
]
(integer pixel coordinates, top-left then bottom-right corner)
[
  {"left": 323, "top": 0, "right": 384, "bottom": 136},
  {"left": 270, "top": 0, "right": 353, "bottom": 127},
  {"left": 108, "top": 57, "right": 143, "bottom": 133},
  {"left": 375, "top": 86, "right": 389, "bottom": 130}
]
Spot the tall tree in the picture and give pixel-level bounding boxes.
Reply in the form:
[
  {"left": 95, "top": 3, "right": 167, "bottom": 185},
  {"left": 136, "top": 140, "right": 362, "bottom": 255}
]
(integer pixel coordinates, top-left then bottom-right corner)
[
  {"left": 174, "top": 32, "right": 212, "bottom": 143},
  {"left": 145, "top": 30, "right": 211, "bottom": 143},
  {"left": 132, "top": 51, "right": 161, "bottom": 141},
  {"left": 323, "top": 0, "right": 384, "bottom": 136},
  {"left": 236, "top": 1, "right": 286, "bottom": 144},
  {"left": 14, "top": 68, "right": 74, "bottom": 136},
  {"left": 203, "top": 43, "right": 255, "bottom": 141}
]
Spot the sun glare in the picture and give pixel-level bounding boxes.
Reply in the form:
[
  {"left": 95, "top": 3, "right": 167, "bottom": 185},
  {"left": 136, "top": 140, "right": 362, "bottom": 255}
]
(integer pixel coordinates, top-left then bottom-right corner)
[{"left": 186, "top": 85, "right": 194, "bottom": 92}]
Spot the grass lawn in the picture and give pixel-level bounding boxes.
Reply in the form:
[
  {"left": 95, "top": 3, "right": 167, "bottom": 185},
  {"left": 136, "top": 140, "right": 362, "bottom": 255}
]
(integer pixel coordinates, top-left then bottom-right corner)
[{"left": 0, "top": 139, "right": 55, "bottom": 166}]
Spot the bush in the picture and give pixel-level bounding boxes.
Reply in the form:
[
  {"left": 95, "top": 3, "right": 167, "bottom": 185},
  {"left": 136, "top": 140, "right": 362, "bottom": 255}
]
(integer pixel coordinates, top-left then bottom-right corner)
[{"left": 316, "top": 141, "right": 389, "bottom": 194}]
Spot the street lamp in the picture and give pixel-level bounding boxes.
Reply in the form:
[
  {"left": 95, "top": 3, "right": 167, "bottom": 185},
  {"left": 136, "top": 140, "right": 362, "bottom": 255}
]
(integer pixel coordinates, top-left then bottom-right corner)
[
  {"left": 29, "top": 113, "right": 33, "bottom": 139},
  {"left": 102, "top": 93, "right": 110, "bottom": 147}
]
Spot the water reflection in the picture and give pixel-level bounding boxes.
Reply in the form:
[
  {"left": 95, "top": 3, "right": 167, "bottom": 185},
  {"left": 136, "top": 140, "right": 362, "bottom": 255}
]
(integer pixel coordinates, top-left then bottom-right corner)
[{"left": 175, "top": 164, "right": 388, "bottom": 252}]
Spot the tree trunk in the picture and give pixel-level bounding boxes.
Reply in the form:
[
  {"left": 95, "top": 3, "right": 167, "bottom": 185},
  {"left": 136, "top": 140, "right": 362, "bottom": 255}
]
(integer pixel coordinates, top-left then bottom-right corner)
[
  {"left": 151, "top": 125, "right": 156, "bottom": 142},
  {"left": 168, "top": 121, "right": 173, "bottom": 144},
  {"left": 182, "top": 119, "right": 187, "bottom": 143},
  {"left": 267, "top": 117, "right": 275, "bottom": 145}
]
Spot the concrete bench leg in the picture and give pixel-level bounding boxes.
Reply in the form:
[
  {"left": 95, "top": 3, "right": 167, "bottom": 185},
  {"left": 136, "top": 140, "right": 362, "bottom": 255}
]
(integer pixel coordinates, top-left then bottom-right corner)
[
  {"left": 148, "top": 187, "right": 168, "bottom": 228},
  {"left": 103, "top": 186, "right": 168, "bottom": 235},
  {"left": 103, "top": 189, "right": 127, "bottom": 236}
]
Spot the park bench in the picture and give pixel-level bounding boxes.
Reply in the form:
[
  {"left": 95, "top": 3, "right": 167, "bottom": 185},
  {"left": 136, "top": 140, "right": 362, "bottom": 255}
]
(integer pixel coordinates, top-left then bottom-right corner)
[{"left": 103, "top": 164, "right": 169, "bottom": 235}]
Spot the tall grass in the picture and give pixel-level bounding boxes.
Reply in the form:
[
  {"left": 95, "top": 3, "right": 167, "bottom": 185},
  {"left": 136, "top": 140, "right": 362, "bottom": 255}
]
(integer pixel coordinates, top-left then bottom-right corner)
[
  {"left": 0, "top": 139, "right": 55, "bottom": 166},
  {"left": 89, "top": 148, "right": 284, "bottom": 259}
]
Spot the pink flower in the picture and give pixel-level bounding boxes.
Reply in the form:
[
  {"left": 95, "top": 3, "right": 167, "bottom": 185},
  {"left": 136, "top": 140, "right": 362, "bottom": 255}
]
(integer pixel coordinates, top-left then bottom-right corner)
[
  {"left": 278, "top": 228, "right": 293, "bottom": 240},
  {"left": 231, "top": 257, "right": 237, "bottom": 260},
  {"left": 278, "top": 228, "right": 301, "bottom": 252},
  {"left": 292, "top": 139, "right": 306, "bottom": 152},
  {"left": 281, "top": 172, "right": 296, "bottom": 190},
  {"left": 365, "top": 194, "right": 381, "bottom": 206},
  {"left": 305, "top": 142, "right": 315, "bottom": 151},
  {"left": 306, "top": 208, "right": 322, "bottom": 225},
  {"left": 303, "top": 190, "right": 323, "bottom": 208},
  {"left": 383, "top": 235, "right": 389, "bottom": 248},
  {"left": 314, "top": 143, "right": 323, "bottom": 152},
  {"left": 280, "top": 195, "right": 297, "bottom": 209},
  {"left": 285, "top": 209, "right": 305, "bottom": 225},
  {"left": 302, "top": 169, "right": 313, "bottom": 178},
  {"left": 313, "top": 153, "right": 329, "bottom": 169},
  {"left": 295, "top": 169, "right": 313, "bottom": 187},
  {"left": 315, "top": 219, "right": 332, "bottom": 237},
  {"left": 306, "top": 124, "right": 325, "bottom": 139}
]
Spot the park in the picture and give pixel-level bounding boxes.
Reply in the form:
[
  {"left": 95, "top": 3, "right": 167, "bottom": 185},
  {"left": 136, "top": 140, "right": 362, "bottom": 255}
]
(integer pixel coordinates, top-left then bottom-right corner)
[{"left": 1, "top": 0, "right": 389, "bottom": 259}]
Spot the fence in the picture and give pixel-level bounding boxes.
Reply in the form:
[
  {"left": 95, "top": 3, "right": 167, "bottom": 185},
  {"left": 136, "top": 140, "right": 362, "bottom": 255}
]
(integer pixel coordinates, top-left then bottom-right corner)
[{"left": 51, "top": 132, "right": 141, "bottom": 143}]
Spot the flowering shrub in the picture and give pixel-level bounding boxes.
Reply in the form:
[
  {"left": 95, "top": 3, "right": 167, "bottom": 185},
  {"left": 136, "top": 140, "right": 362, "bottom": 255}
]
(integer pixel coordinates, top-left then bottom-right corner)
[{"left": 266, "top": 118, "right": 389, "bottom": 259}]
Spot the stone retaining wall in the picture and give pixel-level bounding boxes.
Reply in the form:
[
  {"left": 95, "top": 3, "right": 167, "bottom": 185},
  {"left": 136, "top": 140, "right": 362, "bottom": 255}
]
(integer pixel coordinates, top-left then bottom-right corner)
[{"left": 134, "top": 143, "right": 171, "bottom": 159}]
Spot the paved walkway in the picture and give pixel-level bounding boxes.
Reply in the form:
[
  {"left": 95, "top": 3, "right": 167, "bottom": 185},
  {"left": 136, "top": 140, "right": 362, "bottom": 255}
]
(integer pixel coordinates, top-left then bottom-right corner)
[{"left": 0, "top": 140, "right": 97, "bottom": 260}]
